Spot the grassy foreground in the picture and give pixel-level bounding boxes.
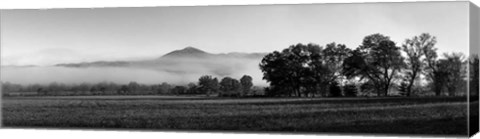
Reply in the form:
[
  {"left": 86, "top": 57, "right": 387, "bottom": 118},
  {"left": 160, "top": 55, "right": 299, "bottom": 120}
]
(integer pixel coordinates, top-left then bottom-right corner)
[{"left": 2, "top": 96, "right": 472, "bottom": 136}]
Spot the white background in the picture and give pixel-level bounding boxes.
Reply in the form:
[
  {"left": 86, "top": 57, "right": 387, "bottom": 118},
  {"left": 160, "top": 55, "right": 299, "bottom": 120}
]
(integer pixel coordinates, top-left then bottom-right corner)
[{"left": 0, "top": 0, "right": 479, "bottom": 139}]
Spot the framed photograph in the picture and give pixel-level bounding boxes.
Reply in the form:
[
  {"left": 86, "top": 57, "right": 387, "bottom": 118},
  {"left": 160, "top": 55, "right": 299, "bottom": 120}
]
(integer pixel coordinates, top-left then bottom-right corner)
[{"left": 1, "top": 1, "right": 479, "bottom": 138}]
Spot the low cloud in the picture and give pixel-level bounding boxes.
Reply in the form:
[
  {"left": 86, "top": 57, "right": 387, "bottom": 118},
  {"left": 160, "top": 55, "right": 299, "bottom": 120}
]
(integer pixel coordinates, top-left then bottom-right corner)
[{"left": 1, "top": 57, "right": 267, "bottom": 86}]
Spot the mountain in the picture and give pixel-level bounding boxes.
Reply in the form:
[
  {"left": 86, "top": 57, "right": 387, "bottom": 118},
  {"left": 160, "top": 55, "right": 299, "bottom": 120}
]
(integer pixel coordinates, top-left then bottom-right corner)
[
  {"left": 55, "top": 61, "right": 130, "bottom": 68},
  {"left": 54, "top": 47, "right": 267, "bottom": 68},
  {"left": 161, "top": 46, "right": 210, "bottom": 59},
  {"left": 1, "top": 65, "right": 38, "bottom": 68},
  {"left": 45, "top": 46, "right": 269, "bottom": 85}
]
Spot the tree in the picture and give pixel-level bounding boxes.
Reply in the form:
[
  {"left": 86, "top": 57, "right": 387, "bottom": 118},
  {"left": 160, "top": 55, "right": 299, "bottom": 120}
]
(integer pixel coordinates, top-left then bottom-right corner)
[
  {"left": 219, "top": 77, "right": 242, "bottom": 97},
  {"left": 127, "top": 81, "right": 140, "bottom": 94},
  {"left": 303, "top": 44, "right": 325, "bottom": 97},
  {"left": 47, "top": 82, "right": 61, "bottom": 95},
  {"left": 171, "top": 86, "right": 187, "bottom": 94},
  {"left": 186, "top": 82, "right": 199, "bottom": 94},
  {"left": 398, "top": 81, "right": 409, "bottom": 96},
  {"left": 329, "top": 81, "right": 342, "bottom": 97},
  {"left": 118, "top": 85, "right": 129, "bottom": 95},
  {"left": 90, "top": 86, "right": 99, "bottom": 95},
  {"left": 260, "top": 43, "right": 352, "bottom": 97},
  {"left": 319, "top": 42, "right": 352, "bottom": 96},
  {"left": 343, "top": 34, "right": 404, "bottom": 96},
  {"left": 198, "top": 75, "right": 219, "bottom": 96},
  {"left": 240, "top": 75, "right": 253, "bottom": 96},
  {"left": 78, "top": 83, "right": 91, "bottom": 94},
  {"left": 423, "top": 43, "right": 444, "bottom": 96},
  {"left": 260, "top": 49, "right": 300, "bottom": 97},
  {"left": 280, "top": 44, "right": 314, "bottom": 97},
  {"left": 359, "top": 81, "right": 376, "bottom": 96},
  {"left": 260, "top": 43, "right": 333, "bottom": 97},
  {"left": 2, "top": 82, "right": 24, "bottom": 94},
  {"left": 441, "top": 53, "right": 466, "bottom": 96},
  {"left": 401, "top": 33, "right": 436, "bottom": 96},
  {"left": 323, "top": 42, "right": 352, "bottom": 83},
  {"left": 158, "top": 82, "right": 172, "bottom": 94},
  {"left": 343, "top": 83, "right": 358, "bottom": 97},
  {"left": 470, "top": 55, "right": 479, "bottom": 98},
  {"left": 94, "top": 82, "right": 109, "bottom": 94}
]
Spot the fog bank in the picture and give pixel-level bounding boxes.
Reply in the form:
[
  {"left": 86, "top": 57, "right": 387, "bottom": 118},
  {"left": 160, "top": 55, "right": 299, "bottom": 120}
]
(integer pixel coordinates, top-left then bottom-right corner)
[{"left": 1, "top": 58, "right": 267, "bottom": 86}]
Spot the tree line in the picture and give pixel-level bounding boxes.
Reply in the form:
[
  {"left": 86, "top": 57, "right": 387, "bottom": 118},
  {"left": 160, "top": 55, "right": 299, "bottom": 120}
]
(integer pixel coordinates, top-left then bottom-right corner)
[
  {"left": 260, "top": 33, "right": 477, "bottom": 97},
  {"left": 1, "top": 75, "right": 259, "bottom": 97},
  {"left": 2, "top": 33, "right": 478, "bottom": 98}
]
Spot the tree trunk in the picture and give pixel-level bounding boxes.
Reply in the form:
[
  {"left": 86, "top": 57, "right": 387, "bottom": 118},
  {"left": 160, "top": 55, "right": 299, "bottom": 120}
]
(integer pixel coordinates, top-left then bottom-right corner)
[
  {"left": 384, "top": 84, "right": 389, "bottom": 96},
  {"left": 434, "top": 79, "right": 443, "bottom": 96},
  {"left": 448, "top": 87, "right": 456, "bottom": 96},
  {"left": 434, "top": 85, "right": 442, "bottom": 96},
  {"left": 406, "top": 72, "right": 417, "bottom": 97},
  {"left": 375, "top": 83, "right": 382, "bottom": 97}
]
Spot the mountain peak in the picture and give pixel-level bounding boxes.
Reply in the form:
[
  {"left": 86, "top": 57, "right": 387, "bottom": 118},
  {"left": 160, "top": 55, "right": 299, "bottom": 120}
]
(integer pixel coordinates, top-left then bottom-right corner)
[
  {"left": 183, "top": 46, "right": 197, "bottom": 49},
  {"left": 182, "top": 46, "right": 204, "bottom": 52},
  {"left": 161, "top": 46, "right": 209, "bottom": 58}
]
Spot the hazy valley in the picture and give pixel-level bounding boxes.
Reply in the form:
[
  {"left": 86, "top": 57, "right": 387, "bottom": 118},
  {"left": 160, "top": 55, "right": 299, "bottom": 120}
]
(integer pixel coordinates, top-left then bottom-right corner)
[{"left": 1, "top": 47, "right": 268, "bottom": 85}]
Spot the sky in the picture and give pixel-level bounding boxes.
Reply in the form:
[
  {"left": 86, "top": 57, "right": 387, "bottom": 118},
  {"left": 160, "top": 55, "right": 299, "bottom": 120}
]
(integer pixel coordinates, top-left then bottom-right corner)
[{"left": 0, "top": 1, "right": 471, "bottom": 66}]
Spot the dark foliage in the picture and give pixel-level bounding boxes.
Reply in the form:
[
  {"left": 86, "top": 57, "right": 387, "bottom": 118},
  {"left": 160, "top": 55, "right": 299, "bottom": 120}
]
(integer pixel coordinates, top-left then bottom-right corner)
[
  {"left": 398, "top": 81, "right": 409, "bottom": 96},
  {"left": 171, "top": 86, "right": 187, "bottom": 94},
  {"left": 198, "top": 75, "right": 219, "bottom": 96},
  {"left": 401, "top": 33, "right": 436, "bottom": 96},
  {"left": 343, "top": 33, "right": 404, "bottom": 96},
  {"left": 329, "top": 81, "right": 342, "bottom": 97},
  {"left": 343, "top": 84, "right": 358, "bottom": 97},
  {"left": 240, "top": 75, "right": 253, "bottom": 96},
  {"left": 470, "top": 55, "right": 479, "bottom": 98},
  {"left": 259, "top": 43, "right": 351, "bottom": 97},
  {"left": 219, "top": 77, "right": 243, "bottom": 97}
]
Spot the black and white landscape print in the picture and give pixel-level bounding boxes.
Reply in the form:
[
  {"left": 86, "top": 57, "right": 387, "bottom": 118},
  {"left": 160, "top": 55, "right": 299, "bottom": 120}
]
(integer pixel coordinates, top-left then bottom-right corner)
[{"left": 1, "top": 1, "right": 478, "bottom": 136}]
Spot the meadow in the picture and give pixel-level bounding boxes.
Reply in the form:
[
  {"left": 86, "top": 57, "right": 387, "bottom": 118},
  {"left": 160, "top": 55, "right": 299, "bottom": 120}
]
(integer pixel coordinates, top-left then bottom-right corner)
[{"left": 2, "top": 96, "right": 475, "bottom": 136}]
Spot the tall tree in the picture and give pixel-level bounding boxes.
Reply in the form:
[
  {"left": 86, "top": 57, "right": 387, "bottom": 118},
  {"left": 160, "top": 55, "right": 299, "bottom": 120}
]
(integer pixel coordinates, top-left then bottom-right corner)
[
  {"left": 260, "top": 44, "right": 307, "bottom": 97},
  {"left": 401, "top": 33, "right": 437, "bottom": 96},
  {"left": 219, "top": 77, "right": 243, "bottom": 97},
  {"left": 158, "top": 82, "right": 172, "bottom": 94},
  {"left": 198, "top": 75, "right": 219, "bottom": 96},
  {"left": 470, "top": 55, "right": 479, "bottom": 98},
  {"left": 127, "top": 81, "right": 140, "bottom": 94},
  {"left": 323, "top": 42, "right": 352, "bottom": 96},
  {"left": 283, "top": 44, "right": 313, "bottom": 97},
  {"left": 186, "top": 82, "right": 199, "bottom": 94},
  {"left": 323, "top": 42, "right": 352, "bottom": 81},
  {"left": 240, "top": 75, "right": 253, "bottom": 96},
  {"left": 422, "top": 41, "right": 444, "bottom": 96},
  {"left": 259, "top": 51, "right": 289, "bottom": 96},
  {"left": 171, "top": 86, "right": 187, "bottom": 94},
  {"left": 303, "top": 43, "right": 326, "bottom": 97},
  {"left": 343, "top": 34, "right": 404, "bottom": 96},
  {"left": 260, "top": 43, "right": 330, "bottom": 97},
  {"left": 441, "top": 53, "right": 466, "bottom": 96}
]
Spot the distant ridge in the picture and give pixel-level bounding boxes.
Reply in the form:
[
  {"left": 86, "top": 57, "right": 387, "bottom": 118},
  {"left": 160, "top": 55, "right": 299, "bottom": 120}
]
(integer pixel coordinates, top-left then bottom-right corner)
[
  {"left": 1, "top": 65, "right": 38, "bottom": 68},
  {"left": 55, "top": 61, "right": 130, "bottom": 67},
  {"left": 161, "top": 46, "right": 210, "bottom": 58},
  {"left": 55, "top": 46, "right": 268, "bottom": 68}
]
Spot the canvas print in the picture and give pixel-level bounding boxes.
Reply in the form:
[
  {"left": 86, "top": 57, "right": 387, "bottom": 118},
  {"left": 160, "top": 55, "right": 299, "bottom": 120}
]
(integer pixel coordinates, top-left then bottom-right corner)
[{"left": 1, "top": 1, "right": 479, "bottom": 137}]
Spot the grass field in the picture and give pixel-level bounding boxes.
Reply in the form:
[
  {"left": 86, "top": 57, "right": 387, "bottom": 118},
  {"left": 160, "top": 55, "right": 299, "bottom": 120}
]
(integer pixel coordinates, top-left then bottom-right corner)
[{"left": 2, "top": 96, "right": 475, "bottom": 136}]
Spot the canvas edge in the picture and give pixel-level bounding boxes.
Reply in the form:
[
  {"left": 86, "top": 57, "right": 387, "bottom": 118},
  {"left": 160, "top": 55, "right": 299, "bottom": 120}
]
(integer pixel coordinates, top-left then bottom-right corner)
[
  {"left": 0, "top": 1, "right": 475, "bottom": 137},
  {"left": 0, "top": 1, "right": 469, "bottom": 11},
  {"left": 469, "top": 1, "right": 480, "bottom": 137},
  {"left": 0, "top": 9, "right": 4, "bottom": 128}
]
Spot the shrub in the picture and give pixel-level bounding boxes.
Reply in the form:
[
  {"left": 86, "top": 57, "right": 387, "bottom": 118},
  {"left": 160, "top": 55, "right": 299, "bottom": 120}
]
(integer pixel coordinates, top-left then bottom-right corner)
[
  {"left": 329, "top": 81, "right": 342, "bottom": 97},
  {"left": 344, "top": 84, "right": 358, "bottom": 97}
]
